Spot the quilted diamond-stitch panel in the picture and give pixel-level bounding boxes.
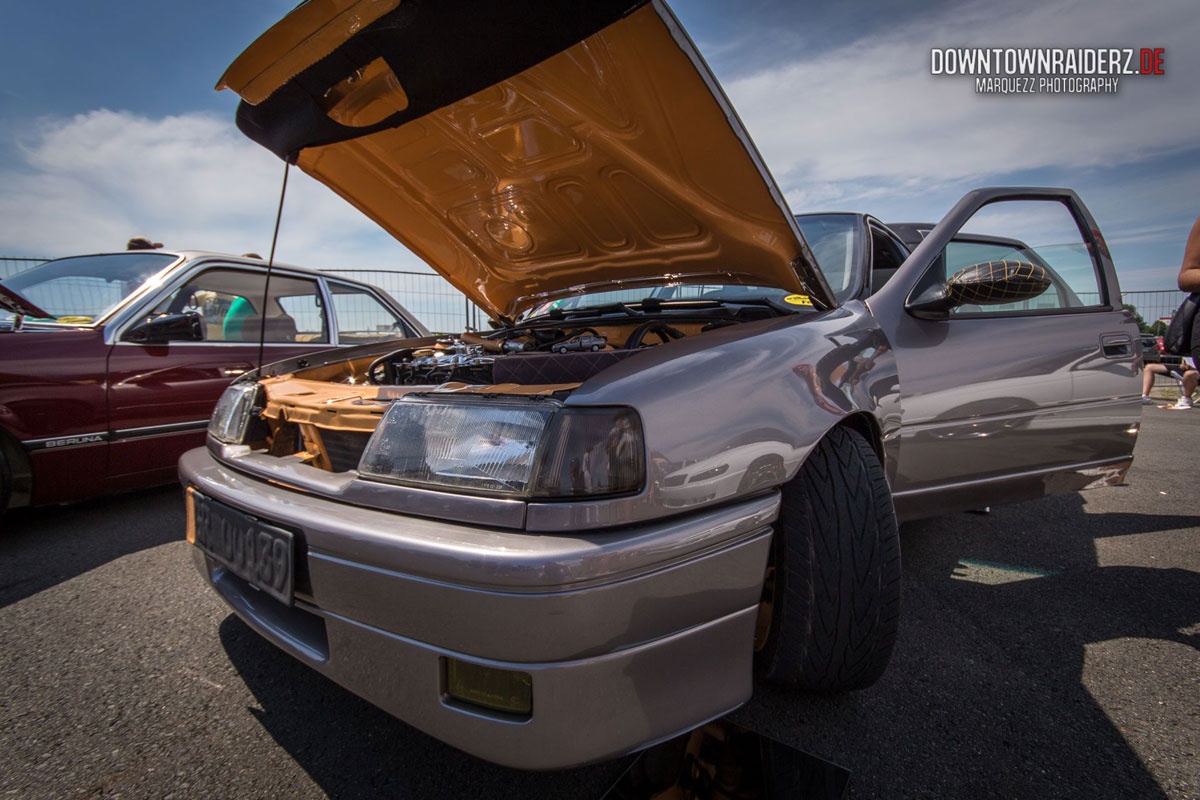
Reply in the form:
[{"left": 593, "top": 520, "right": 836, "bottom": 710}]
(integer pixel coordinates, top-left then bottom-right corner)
[
  {"left": 947, "top": 259, "right": 1051, "bottom": 306},
  {"left": 492, "top": 350, "right": 641, "bottom": 385}
]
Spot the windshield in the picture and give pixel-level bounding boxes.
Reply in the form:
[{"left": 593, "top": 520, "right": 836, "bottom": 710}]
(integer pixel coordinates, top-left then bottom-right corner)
[
  {"left": 0, "top": 253, "right": 177, "bottom": 324},
  {"left": 795, "top": 214, "right": 860, "bottom": 298},
  {"left": 521, "top": 214, "right": 859, "bottom": 319}
]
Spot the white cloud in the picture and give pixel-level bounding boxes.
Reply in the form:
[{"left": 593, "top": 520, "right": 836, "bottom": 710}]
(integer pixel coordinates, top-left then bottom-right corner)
[
  {"left": 1, "top": 0, "right": 1194, "bottom": 290},
  {"left": 0, "top": 109, "right": 426, "bottom": 270},
  {"left": 723, "top": 0, "right": 1200, "bottom": 212}
]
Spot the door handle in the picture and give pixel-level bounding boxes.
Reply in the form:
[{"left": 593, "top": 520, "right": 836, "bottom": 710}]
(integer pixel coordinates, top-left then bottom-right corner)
[
  {"left": 1099, "top": 333, "right": 1131, "bottom": 358},
  {"left": 220, "top": 367, "right": 248, "bottom": 377}
]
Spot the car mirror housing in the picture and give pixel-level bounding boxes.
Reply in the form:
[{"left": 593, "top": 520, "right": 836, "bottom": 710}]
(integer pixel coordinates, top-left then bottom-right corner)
[
  {"left": 945, "top": 260, "right": 1051, "bottom": 307},
  {"left": 122, "top": 311, "right": 204, "bottom": 344},
  {"left": 906, "top": 260, "right": 1050, "bottom": 319}
]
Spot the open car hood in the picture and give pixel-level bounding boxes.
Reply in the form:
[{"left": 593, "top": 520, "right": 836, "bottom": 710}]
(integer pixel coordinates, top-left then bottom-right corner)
[
  {"left": 0, "top": 283, "right": 54, "bottom": 320},
  {"left": 219, "top": 0, "right": 834, "bottom": 320}
]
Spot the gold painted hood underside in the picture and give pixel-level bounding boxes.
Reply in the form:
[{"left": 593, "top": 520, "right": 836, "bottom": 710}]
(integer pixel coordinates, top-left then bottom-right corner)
[{"left": 219, "top": 0, "right": 832, "bottom": 319}]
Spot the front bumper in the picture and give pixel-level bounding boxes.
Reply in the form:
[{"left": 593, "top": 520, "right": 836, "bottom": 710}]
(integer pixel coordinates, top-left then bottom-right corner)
[{"left": 180, "top": 447, "right": 777, "bottom": 770}]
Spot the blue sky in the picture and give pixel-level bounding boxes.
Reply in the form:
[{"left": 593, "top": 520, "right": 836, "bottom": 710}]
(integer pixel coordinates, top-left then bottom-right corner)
[{"left": 1, "top": 0, "right": 1197, "bottom": 291}]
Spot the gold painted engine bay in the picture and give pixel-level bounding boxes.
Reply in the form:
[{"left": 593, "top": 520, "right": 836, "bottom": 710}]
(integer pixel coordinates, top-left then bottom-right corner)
[{"left": 255, "top": 316, "right": 724, "bottom": 471}]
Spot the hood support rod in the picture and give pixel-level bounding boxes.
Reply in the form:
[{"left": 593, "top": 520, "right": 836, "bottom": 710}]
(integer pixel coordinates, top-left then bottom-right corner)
[{"left": 257, "top": 159, "right": 291, "bottom": 374}]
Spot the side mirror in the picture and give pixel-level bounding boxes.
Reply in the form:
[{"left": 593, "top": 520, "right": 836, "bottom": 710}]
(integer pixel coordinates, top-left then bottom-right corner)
[
  {"left": 123, "top": 311, "right": 203, "bottom": 344},
  {"left": 907, "top": 260, "right": 1050, "bottom": 318}
]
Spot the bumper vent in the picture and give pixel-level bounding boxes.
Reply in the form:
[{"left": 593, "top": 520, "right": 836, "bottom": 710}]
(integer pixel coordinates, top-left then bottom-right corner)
[{"left": 319, "top": 429, "right": 372, "bottom": 473}]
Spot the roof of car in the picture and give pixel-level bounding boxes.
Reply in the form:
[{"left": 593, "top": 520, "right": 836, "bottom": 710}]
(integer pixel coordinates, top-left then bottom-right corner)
[
  {"left": 42, "top": 250, "right": 375, "bottom": 286},
  {"left": 885, "top": 223, "right": 1030, "bottom": 253}
]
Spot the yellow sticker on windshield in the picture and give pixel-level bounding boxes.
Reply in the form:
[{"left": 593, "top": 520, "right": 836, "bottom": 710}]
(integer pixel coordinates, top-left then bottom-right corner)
[{"left": 783, "top": 294, "right": 812, "bottom": 306}]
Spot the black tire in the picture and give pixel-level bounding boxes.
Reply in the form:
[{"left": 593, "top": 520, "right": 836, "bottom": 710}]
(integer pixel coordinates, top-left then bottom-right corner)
[{"left": 755, "top": 426, "right": 900, "bottom": 691}]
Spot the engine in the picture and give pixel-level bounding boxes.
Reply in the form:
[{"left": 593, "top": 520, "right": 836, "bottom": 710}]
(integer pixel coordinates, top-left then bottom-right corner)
[
  {"left": 367, "top": 338, "right": 497, "bottom": 385},
  {"left": 366, "top": 320, "right": 700, "bottom": 387}
]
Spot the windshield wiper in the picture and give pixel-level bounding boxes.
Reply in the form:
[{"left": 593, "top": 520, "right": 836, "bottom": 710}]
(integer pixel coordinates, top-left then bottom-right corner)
[
  {"left": 648, "top": 295, "right": 803, "bottom": 316},
  {"left": 521, "top": 302, "right": 644, "bottom": 324},
  {"left": 519, "top": 295, "right": 806, "bottom": 326}
]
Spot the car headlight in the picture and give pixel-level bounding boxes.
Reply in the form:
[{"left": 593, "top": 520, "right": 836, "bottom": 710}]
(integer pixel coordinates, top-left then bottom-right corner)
[
  {"left": 358, "top": 397, "right": 644, "bottom": 498},
  {"left": 208, "top": 382, "right": 262, "bottom": 444}
]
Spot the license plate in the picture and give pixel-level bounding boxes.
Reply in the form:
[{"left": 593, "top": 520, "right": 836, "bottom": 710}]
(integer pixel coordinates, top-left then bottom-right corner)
[{"left": 190, "top": 491, "right": 294, "bottom": 605}]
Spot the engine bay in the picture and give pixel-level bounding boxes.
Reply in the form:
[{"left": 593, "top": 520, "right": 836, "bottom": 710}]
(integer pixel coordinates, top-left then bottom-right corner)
[
  {"left": 364, "top": 300, "right": 784, "bottom": 387},
  {"left": 249, "top": 299, "right": 799, "bottom": 472}
]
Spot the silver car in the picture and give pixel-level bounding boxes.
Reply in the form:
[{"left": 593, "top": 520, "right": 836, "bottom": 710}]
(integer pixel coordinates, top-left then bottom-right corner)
[{"left": 183, "top": 0, "right": 1141, "bottom": 769}]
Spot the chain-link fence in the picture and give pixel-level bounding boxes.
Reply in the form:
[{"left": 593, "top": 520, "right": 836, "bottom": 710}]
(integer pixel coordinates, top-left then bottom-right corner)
[
  {"left": 1070, "top": 289, "right": 1187, "bottom": 331},
  {"left": 1120, "top": 290, "right": 1190, "bottom": 330},
  {"left": 0, "top": 256, "right": 480, "bottom": 334},
  {"left": 0, "top": 255, "right": 1191, "bottom": 335},
  {"left": 319, "top": 269, "right": 487, "bottom": 334},
  {"left": 1, "top": 257, "right": 48, "bottom": 280}
]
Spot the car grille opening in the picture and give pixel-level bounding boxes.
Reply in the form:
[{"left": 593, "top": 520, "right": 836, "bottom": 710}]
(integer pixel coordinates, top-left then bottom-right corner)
[{"left": 318, "top": 429, "right": 373, "bottom": 473}]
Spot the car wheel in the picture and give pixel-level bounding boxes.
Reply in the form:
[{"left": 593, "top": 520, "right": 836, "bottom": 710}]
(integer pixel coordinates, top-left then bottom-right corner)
[{"left": 754, "top": 426, "right": 900, "bottom": 691}]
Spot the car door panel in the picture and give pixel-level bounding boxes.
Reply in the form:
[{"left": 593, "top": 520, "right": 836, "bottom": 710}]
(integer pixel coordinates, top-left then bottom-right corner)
[
  {"left": 888, "top": 315, "right": 1103, "bottom": 486},
  {"left": 0, "top": 328, "right": 111, "bottom": 505},
  {"left": 868, "top": 188, "right": 1140, "bottom": 519},
  {"left": 105, "top": 266, "right": 330, "bottom": 485}
]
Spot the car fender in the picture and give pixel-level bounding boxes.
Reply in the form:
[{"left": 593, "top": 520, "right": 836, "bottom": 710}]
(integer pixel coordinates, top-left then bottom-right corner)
[{"left": 540, "top": 302, "right": 900, "bottom": 527}]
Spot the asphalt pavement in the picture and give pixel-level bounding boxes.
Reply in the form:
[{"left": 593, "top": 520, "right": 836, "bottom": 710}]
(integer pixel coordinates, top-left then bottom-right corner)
[{"left": 1, "top": 408, "right": 1196, "bottom": 799}]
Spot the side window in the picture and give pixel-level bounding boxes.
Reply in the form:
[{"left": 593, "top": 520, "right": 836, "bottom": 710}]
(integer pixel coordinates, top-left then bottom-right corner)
[
  {"left": 329, "top": 283, "right": 414, "bottom": 343},
  {"left": 870, "top": 226, "right": 908, "bottom": 294},
  {"left": 153, "top": 268, "right": 328, "bottom": 343},
  {"left": 931, "top": 200, "right": 1105, "bottom": 316}
]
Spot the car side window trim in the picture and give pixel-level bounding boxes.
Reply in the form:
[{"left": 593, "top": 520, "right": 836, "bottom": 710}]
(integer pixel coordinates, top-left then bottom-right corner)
[
  {"left": 109, "top": 261, "right": 331, "bottom": 345},
  {"left": 317, "top": 277, "right": 341, "bottom": 345},
  {"left": 866, "top": 220, "right": 910, "bottom": 298},
  {"left": 933, "top": 304, "right": 1114, "bottom": 321},
  {"left": 326, "top": 280, "right": 419, "bottom": 344},
  {"left": 895, "top": 189, "right": 1117, "bottom": 320}
]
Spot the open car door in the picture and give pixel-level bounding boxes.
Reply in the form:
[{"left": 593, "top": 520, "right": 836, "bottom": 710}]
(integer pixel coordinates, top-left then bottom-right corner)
[{"left": 867, "top": 188, "right": 1140, "bottom": 520}]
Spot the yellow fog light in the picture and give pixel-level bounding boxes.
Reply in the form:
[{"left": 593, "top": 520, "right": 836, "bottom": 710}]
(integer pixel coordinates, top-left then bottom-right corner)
[{"left": 445, "top": 658, "right": 532, "bottom": 717}]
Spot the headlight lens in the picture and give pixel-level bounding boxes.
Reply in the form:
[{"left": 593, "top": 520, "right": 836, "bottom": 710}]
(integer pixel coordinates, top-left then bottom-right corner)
[
  {"left": 208, "top": 383, "right": 261, "bottom": 444},
  {"left": 358, "top": 398, "right": 644, "bottom": 498}
]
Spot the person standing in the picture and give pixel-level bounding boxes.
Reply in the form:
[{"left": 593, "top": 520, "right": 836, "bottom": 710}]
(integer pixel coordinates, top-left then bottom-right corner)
[
  {"left": 1180, "top": 215, "right": 1200, "bottom": 292},
  {"left": 1180, "top": 215, "right": 1200, "bottom": 353},
  {"left": 126, "top": 236, "right": 163, "bottom": 251},
  {"left": 1160, "top": 213, "right": 1200, "bottom": 408}
]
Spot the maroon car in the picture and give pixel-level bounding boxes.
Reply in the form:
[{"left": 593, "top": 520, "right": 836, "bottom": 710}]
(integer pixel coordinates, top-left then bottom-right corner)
[{"left": 0, "top": 251, "right": 427, "bottom": 511}]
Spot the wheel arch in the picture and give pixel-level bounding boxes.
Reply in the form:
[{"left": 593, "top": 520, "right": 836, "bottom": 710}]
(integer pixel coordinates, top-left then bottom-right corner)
[
  {"left": 834, "top": 410, "right": 885, "bottom": 465},
  {"left": 775, "top": 409, "right": 887, "bottom": 494},
  {"left": 0, "top": 424, "right": 33, "bottom": 510}
]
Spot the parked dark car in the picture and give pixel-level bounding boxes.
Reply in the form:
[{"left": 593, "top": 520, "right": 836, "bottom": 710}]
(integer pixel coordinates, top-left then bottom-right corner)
[
  {"left": 0, "top": 252, "right": 427, "bottom": 511},
  {"left": 1140, "top": 333, "right": 1162, "bottom": 363}
]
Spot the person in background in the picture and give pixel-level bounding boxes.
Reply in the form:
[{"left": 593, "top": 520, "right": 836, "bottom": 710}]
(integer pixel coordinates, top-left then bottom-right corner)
[
  {"left": 1142, "top": 358, "right": 1197, "bottom": 409},
  {"left": 126, "top": 236, "right": 163, "bottom": 251}
]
